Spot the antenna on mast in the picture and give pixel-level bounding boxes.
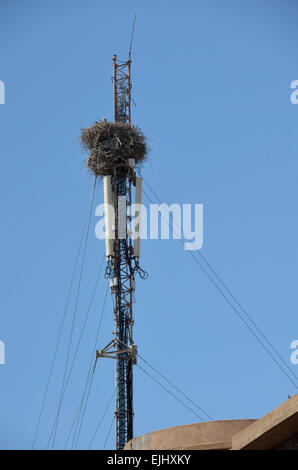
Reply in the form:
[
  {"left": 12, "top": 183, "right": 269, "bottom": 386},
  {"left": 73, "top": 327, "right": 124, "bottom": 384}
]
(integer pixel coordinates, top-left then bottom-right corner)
[{"left": 129, "top": 15, "right": 136, "bottom": 60}]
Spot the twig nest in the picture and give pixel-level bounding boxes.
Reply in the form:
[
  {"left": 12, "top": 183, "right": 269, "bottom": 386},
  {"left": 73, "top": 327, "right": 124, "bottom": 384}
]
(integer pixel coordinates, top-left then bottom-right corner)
[{"left": 81, "top": 120, "right": 147, "bottom": 176}]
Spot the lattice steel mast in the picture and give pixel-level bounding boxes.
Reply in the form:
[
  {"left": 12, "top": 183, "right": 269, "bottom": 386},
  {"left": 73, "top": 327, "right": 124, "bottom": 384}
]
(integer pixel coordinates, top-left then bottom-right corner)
[{"left": 96, "top": 54, "right": 147, "bottom": 450}]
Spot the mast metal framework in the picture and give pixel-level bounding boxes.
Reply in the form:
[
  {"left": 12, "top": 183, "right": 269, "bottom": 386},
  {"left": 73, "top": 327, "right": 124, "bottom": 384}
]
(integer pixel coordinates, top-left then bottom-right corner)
[{"left": 97, "top": 55, "right": 137, "bottom": 450}]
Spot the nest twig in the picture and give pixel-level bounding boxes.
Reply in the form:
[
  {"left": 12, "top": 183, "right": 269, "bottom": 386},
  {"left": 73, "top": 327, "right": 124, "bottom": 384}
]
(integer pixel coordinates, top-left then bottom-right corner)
[{"left": 81, "top": 120, "right": 147, "bottom": 176}]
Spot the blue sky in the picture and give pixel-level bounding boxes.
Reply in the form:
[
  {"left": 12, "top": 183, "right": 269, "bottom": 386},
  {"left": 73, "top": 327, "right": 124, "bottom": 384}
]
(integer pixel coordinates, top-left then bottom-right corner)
[{"left": 0, "top": 0, "right": 298, "bottom": 450}]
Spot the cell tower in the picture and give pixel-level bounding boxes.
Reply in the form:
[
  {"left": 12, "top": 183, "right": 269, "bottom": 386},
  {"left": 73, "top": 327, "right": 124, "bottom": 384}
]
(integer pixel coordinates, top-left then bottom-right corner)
[{"left": 83, "top": 54, "right": 147, "bottom": 450}]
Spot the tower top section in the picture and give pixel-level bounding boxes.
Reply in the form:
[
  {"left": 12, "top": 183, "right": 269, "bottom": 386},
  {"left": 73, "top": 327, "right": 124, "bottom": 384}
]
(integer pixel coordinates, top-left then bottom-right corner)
[
  {"left": 81, "top": 54, "right": 148, "bottom": 178},
  {"left": 113, "top": 54, "right": 131, "bottom": 123}
]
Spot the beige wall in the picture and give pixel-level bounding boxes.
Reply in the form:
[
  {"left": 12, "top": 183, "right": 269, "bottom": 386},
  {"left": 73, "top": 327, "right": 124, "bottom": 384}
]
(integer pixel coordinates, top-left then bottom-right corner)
[
  {"left": 125, "top": 394, "right": 298, "bottom": 451},
  {"left": 124, "top": 420, "right": 256, "bottom": 450}
]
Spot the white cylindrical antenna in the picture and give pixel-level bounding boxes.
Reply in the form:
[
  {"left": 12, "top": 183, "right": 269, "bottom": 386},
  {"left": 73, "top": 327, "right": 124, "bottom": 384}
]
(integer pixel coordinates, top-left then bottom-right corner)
[
  {"left": 134, "top": 177, "right": 142, "bottom": 259},
  {"left": 118, "top": 195, "right": 127, "bottom": 240},
  {"left": 103, "top": 175, "right": 115, "bottom": 257}
]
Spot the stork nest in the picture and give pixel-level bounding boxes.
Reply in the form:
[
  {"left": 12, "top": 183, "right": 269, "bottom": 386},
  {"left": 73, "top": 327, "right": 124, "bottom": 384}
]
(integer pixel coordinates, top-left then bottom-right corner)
[{"left": 81, "top": 120, "right": 147, "bottom": 176}]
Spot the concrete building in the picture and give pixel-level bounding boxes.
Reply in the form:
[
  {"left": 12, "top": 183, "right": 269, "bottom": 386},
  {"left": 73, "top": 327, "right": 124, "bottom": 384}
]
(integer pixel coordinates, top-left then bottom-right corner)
[{"left": 124, "top": 394, "right": 298, "bottom": 450}]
